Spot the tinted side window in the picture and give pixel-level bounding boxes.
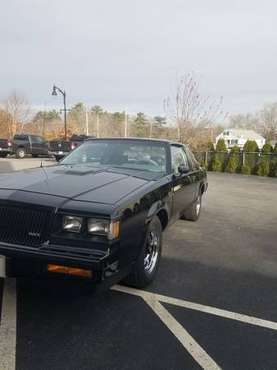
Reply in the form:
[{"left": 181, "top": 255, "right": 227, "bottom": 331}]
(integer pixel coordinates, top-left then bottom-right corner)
[
  {"left": 184, "top": 146, "right": 199, "bottom": 170},
  {"left": 31, "top": 136, "right": 44, "bottom": 144},
  {"left": 171, "top": 146, "right": 189, "bottom": 175},
  {"left": 14, "top": 135, "right": 28, "bottom": 141}
]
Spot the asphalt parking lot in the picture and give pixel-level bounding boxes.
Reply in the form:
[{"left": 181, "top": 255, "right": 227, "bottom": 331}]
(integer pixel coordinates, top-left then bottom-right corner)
[{"left": 0, "top": 159, "right": 277, "bottom": 370}]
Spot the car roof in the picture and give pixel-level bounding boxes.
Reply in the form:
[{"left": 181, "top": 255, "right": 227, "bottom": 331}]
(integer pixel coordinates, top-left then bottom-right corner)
[{"left": 85, "top": 137, "right": 183, "bottom": 146}]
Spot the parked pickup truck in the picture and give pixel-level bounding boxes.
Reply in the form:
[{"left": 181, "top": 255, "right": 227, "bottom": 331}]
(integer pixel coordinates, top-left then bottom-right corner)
[
  {"left": 0, "top": 138, "right": 207, "bottom": 288},
  {"left": 0, "top": 139, "right": 12, "bottom": 157},
  {"left": 48, "top": 139, "right": 71, "bottom": 162},
  {"left": 49, "top": 135, "right": 95, "bottom": 161},
  {"left": 12, "top": 134, "right": 49, "bottom": 159}
]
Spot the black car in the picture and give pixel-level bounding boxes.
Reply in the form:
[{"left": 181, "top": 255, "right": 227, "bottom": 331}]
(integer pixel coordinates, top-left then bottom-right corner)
[
  {"left": 0, "top": 138, "right": 207, "bottom": 288},
  {"left": 49, "top": 135, "right": 95, "bottom": 161},
  {"left": 12, "top": 134, "right": 49, "bottom": 158},
  {"left": 0, "top": 138, "right": 13, "bottom": 157}
]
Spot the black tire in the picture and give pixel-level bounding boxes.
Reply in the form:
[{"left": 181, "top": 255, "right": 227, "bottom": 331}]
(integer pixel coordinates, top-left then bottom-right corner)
[
  {"left": 182, "top": 194, "right": 202, "bottom": 221},
  {"left": 0, "top": 153, "right": 8, "bottom": 158},
  {"left": 54, "top": 155, "right": 61, "bottom": 162},
  {"left": 16, "top": 148, "right": 25, "bottom": 159},
  {"left": 32, "top": 154, "right": 38, "bottom": 158},
  {"left": 123, "top": 216, "right": 162, "bottom": 288}
]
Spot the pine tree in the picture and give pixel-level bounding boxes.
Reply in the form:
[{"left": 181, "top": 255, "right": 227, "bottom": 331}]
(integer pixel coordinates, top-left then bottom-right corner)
[
  {"left": 243, "top": 140, "right": 259, "bottom": 174},
  {"left": 225, "top": 146, "right": 240, "bottom": 173},
  {"left": 211, "top": 139, "right": 227, "bottom": 172}
]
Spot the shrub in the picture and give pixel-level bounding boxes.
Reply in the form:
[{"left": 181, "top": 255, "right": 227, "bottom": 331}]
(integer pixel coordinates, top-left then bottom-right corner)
[
  {"left": 262, "top": 143, "right": 273, "bottom": 154},
  {"left": 256, "top": 160, "right": 270, "bottom": 176},
  {"left": 216, "top": 139, "right": 227, "bottom": 152},
  {"left": 241, "top": 165, "right": 251, "bottom": 175},
  {"left": 225, "top": 146, "right": 240, "bottom": 173},
  {"left": 269, "top": 158, "right": 277, "bottom": 177},
  {"left": 211, "top": 158, "right": 223, "bottom": 172},
  {"left": 243, "top": 140, "right": 259, "bottom": 152},
  {"left": 243, "top": 140, "right": 259, "bottom": 174},
  {"left": 254, "top": 142, "right": 272, "bottom": 176},
  {"left": 207, "top": 141, "right": 215, "bottom": 152},
  {"left": 211, "top": 138, "right": 227, "bottom": 172}
]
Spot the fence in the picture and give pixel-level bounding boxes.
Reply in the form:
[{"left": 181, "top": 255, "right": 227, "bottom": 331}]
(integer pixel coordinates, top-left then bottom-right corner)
[{"left": 194, "top": 151, "right": 277, "bottom": 177}]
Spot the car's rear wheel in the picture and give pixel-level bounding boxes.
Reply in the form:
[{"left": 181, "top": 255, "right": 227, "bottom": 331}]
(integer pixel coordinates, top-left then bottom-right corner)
[
  {"left": 0, "top": 153, "right": 8, "bottom": 158},
  {"left": 182, "top": 194, "right": 202, "bottom": 221},
  {"left": 54, "top": 155, "right": 63, "bottom": 162},
  {"left": 123, "top": 216, "right": 162, "bottom": 288},
  {"left": 16, "top": 148, "right": 25, "bottom": 159}
]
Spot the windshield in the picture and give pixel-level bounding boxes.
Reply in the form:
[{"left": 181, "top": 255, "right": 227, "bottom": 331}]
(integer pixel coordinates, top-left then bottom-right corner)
[{"left": 60, "top": 140, "right": 167, "bottom": 174}]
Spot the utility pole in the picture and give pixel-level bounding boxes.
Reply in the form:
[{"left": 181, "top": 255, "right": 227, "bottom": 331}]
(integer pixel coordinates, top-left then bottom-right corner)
[
  {"left": 85, "top": 107, "right": 89, "bottom": 136},
  {"left": 124, "top": 110, "right": 128, "bottom": 137},
  {"left": 149, "top": 119, "right": 153, "bottom": 138},
  {"left": 96, "top": 112, "right": 100, "bottom": 138}
]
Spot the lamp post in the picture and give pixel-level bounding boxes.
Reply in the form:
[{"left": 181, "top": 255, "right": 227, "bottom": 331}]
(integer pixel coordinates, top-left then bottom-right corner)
[{"left": 51, "top": 85, "right": 68, "bottom": 140}]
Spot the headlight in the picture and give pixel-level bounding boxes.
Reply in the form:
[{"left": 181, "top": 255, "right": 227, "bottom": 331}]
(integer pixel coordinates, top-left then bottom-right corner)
[
  {"left": 87, "top": 219, "right": 120, "bottom": 240},
  {"left": 63, "top": 215, "right": 83, "bottom": 233}
]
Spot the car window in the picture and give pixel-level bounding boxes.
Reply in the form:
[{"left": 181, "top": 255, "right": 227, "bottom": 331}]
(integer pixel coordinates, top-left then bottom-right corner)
[
  {"left": 184, "top": 146, "right": 199, "bottom": 170},
  {"left": 31, "top": 136, "right": 44, "bottom": 144},
  {"left": 14, "top": 135, "right": 28, "bottom": 141},
  {"left": 61, "top": 140, "right": 167, "bottom": 174},
  {"left": 171, "top": 146, "right": 189, "bottom": 175}
]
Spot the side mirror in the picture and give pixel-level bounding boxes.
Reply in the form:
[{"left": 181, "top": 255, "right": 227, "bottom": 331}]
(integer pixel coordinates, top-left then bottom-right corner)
[{"left": 178, "top": 164, "right": 190, "bottom": 174}]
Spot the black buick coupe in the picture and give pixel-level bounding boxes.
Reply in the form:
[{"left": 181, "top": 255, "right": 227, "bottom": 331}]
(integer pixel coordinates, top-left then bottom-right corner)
[{"left": 0, "top": 138, "right": 207, "bottom": 288}]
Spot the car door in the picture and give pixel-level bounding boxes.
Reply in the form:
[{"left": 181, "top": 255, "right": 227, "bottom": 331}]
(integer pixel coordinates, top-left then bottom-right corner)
[
  {"left": 171, "top": 145, "right": 195, "bottom": 219},
  {"left": 30, "top": 136, "right": 48, "bottom": 155}
]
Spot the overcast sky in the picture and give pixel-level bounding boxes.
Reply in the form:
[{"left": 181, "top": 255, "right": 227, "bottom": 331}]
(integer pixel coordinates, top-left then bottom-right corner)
[{"left": 0, "top": 0, "right": 276, "bottom": 116}]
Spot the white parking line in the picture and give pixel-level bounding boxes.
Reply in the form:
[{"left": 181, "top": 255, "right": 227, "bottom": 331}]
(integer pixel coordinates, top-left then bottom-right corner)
[
  {"left": 2, "top": 281, "right": 277, "bottom": 370},
  {"left": 0, "top": 279, "right": 17, "bottom": 370},
  {"left": 143, "top": 295, "right": 221, "bottom": 369},
  {"left": 112, "top": 285, "right": 277, "bottom": 331}
]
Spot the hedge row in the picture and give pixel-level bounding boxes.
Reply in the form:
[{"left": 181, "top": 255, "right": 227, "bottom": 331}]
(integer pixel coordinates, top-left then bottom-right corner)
[{"left": 195, "top": 140, "right": 277, "bottom": 178}]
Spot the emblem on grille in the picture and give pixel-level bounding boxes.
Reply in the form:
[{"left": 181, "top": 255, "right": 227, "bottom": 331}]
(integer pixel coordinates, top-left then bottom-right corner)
[{"left": 28, "top": 232, "right": 41, "bottom": 237}]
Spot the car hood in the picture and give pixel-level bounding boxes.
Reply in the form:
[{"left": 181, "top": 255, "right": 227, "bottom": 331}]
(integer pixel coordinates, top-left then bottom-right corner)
[{"left": 0, "top": 165, "right": 151, "bottom": 205}]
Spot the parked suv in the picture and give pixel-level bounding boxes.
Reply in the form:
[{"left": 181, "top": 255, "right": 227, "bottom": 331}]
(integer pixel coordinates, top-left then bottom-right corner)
[
  {"left": 0, "top": 139, "right": 13, "bottom": 158},
  {"left": 12, "top": 134, "right": 49, "bottom": 159}
]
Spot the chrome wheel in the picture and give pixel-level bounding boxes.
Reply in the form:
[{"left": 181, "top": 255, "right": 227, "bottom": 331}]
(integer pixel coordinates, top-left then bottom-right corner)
[
  {"left": 144, "top": 230, "right": 159, "bottom": 274},
  {"left": 196, "top": 196, "right": 201, "bottom": 215},
  {"left": 18, "top": 150, "right": 25, "bottom": 158}
]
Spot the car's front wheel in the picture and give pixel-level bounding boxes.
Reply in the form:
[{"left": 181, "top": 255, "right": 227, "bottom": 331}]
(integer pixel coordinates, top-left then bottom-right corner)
[
  {"left": 182, "top": 194, "right": 202, "bottom": 221},
  {"left": 16, "top": 148, "right": 25, "bottom": 159},
  {"left": 123, "top": 216, "right": 162, "bottom": 288}
]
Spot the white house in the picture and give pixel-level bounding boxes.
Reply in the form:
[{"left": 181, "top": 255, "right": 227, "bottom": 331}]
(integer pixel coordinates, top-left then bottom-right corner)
[{"left": 215, "top": 129, "right": 266, "bottom": 150}]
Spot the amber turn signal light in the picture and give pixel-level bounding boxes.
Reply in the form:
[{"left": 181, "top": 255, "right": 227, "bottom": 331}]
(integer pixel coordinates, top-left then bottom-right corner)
[{"left": 47, "top": 264, "right": 92, "bottom": 278}]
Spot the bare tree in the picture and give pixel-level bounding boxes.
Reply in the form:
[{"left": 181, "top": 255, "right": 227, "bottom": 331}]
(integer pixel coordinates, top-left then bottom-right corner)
[
  {"left": 2, "top": 91, "right": 31, "bottom": 137},
  {"left": 228, "top": 103, "right": 277, "bottom": 141},
  {"left": 259, "top": 103, "right": 277, "bottom": 141},
  {"left": 165, "top": 73, "right": 224, "bottom": 142}
]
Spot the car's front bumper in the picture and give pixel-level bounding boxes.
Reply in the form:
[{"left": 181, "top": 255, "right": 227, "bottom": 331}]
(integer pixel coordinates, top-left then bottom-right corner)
[
  {"left": 0, "top": 147, "right": 12, "bottom": 155},
  {"left": 0, "top": 240, "right": 125, "bottom": 283}
]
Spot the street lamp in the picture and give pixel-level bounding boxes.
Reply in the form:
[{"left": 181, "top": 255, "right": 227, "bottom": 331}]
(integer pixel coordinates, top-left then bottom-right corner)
[{"left": 51, "top": 84, "right": 68, "bottom": 140}]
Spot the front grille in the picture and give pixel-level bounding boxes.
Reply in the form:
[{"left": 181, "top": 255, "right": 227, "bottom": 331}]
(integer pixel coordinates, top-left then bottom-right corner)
[{"left": 0, "top": 204, "right": 53, "bottom": 247}]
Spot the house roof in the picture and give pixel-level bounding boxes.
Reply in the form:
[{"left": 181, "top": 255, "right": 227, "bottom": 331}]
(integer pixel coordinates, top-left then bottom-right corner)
[{"left": 219, "top": 129, "right": 265, "bottom": 140}]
